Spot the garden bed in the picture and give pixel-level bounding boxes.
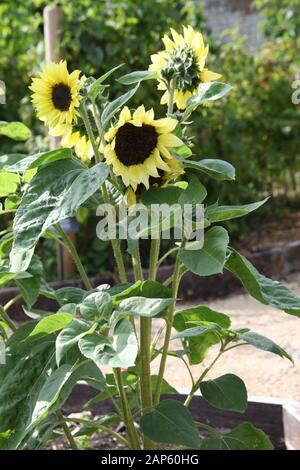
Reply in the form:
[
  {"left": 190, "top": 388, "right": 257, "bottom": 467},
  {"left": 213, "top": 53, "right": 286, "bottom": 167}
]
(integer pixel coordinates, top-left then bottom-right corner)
[{"left": 49, "top": 384, "right": 300, "bottom": 450}]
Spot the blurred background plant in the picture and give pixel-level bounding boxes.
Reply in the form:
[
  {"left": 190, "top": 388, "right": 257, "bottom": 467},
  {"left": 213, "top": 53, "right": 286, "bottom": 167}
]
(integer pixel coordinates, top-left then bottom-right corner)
[{"left": 0, "top": 0, "right": 299, "bottom": 276}]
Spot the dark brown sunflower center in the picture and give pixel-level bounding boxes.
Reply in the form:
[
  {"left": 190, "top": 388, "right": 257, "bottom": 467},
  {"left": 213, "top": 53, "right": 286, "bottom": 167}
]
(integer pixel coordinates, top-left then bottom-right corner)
[
  {"left": 51, "top": 83, "right": 72, "bottom": 111},
  {"left": 115, "top": 122, "right": 158, "bottom": 166}
]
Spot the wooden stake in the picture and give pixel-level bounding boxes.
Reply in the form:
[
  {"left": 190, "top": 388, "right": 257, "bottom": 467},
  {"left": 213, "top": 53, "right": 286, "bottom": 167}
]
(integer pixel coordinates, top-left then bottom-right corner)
[{"left": 43, "top": 6, "right": 77, "bottom": 280}]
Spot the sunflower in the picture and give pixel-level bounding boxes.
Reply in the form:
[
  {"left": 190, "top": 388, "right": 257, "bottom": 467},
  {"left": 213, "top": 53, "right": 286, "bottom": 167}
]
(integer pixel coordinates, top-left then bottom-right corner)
[
  {"left": 149, "top": 25, "right": 221, "bottom": 110},
  {"left": 104, "top": 105, "right": 183, "bottom": 191},
  {"left": 30, "top": 61, "right": 82, "bottom": 128},
  {"left": 50, "top": 124, "right": 94, "bottom": 162},
  {"left": 125, "top": 154, "right": 184, "bottom": 207}
]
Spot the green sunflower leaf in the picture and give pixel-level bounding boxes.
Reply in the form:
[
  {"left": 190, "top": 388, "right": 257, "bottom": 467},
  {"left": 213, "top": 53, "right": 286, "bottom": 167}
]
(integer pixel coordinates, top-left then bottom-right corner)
[
  {"left": 179, "top": 226, "right": 229, "bottom": 276},
  {"left": 225, "top": 248, "right": 300, "bottom": 317},
  {"left": 200, "top": 422, "right": 273, "bottom": 450},
  {"left": 10, "top": 159, "right": 109, "bottom": 272},
  {"left": 101, "top": 83, "right": 139, "bottom": 128},
  {"left": 140, "top": 399, "right": 201, "bottom": 448},
  {"left": 118, "top": 70, "right": 159, "bottom": 85},
  {"left": 182, "top": 158, "right": 235, "bottom": 181},
  {"left": 206, "top": 198, "right": 269, "bottom": 223}
]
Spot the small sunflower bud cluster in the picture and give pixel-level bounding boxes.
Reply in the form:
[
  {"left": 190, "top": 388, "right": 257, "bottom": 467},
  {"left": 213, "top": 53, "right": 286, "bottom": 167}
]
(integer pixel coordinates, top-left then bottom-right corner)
[{"left": 161, "top": 46, "right": 200, "bottom": 93}]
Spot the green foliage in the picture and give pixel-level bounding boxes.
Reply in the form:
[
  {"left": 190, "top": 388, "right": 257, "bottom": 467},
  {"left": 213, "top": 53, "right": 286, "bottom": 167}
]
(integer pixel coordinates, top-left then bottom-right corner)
[
  {"left": 179, "top": 226, "right": 229, "bottom": 276},
  {"left": 197, "top": 30, "right": 300, "bottom": 229},
  {"left": 10, "top": 158, "right": 109, "bottom": 272},
  {"left": 255, "top": 0, "right": 300, "bottom": 39},
  {"left": 200, "top": 422, "right": 273, "bottom": 450},
  {"left": 200, "top": 374, "right": 248, "bottom": 413},
  {"left": 1, "top": 7, "right": 300, "bottom": 451},
  {"left": 140, "top": 399, "right": 201, "bottom": 448}
]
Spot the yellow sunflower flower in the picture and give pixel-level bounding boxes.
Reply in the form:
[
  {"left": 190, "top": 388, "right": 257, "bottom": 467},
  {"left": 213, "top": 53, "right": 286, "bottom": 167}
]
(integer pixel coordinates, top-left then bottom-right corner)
[
  {"left": 149, "top": 25, "right": 221, "bottom": 110},
  {"left": 125, "top": 154, "right": 184, "bottom": 207},
  {"left": 50, "top": 124, "right": 94, "bottom": 162},
  {"left": 104, "top": 105, "right": 183, "bottom": 191},
  {"left": 30, "top": 61, "right": 82, "bottom": 128}
]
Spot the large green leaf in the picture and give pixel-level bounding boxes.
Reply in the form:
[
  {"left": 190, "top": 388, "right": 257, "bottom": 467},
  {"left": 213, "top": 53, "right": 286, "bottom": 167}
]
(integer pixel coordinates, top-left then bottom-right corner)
[
  {"left": 141, "top": 185, "right": 184, "bottom": 206},
  {"left": 178, "top": 173, "right": 207, "bottom": 205},
  {"left": 175, "top": 305, "right": 231, "bottom": 328},
  {"left": 118, "top": 70, "right": 159, "bottom": 85},
  {"left": 172, "top": 324, "right": 221, "bottom": 339},
  {"left": 55, "top": 287, "right": 87, "bottom": 306},
  {"left": 173, "top": 306, "right": 230, "bottom": 364},
  {"left": 80, "top": 291, "right": 113, "bottom": 321},
  {"left": 179, "top": 226, "right": 229, "bottom": 276},
  {"left": 79, "top": 319, "right": 138, "bottom": 368},
  {"left": 15, "top": 255, "right": 43, "bottom": 308},
  {"left": 0, "top": 323, "right": 56, "bottom": 449},
  {"left": 182, "top": 158, "right": 235, "bottom": 181},
  {"left": 140, "top": 399, "right": 200, "bottom": 448},
  {"left": 0, "top": 266, "right": 32, "bottom": 286},
  {"left": 235, "top": 330, "right": 293, "bottom": 362},
  {"left": 0, "top": 121, "right": 31, "bottom": 141},
  {"left": 25, "top": 312, "right": 73, "bottom": 341},
  {"left": 206, "top": 198, "right": 269, "bottom": 223},
  {"left": 226, "top": 249, "right": 300, "bottom": 317},
  {"left": 200, "top": 422, "right": 273, "bottom": 450},
  {"left": 29, "top": 360, "right": 104, "bottom": 428},
  {"left": 185, "top": 82, "right": 233, "bottom": 113},
  {"left": 0, "top": 153, "right": 27, "bottom": 170},
  {"left": 116, "top": 296, "right": 173, "bottom": 317},
  {"left": 200, "top": 374, "right": 248, "bottom": 413},
  {"left": 7, "top": 148, "right": 72, "bottom": 173},
  {"left": 55, "top": 319, "right": 94, "bottom": 366},
  {"left": 30, "top": 364, "right": 73, "bottom": 426},
  {"left": 10, "top": 159, "right": 109, "bottom": 272},
  {"left": 101, "top": 84, "right": 139, "bottom": 128}
]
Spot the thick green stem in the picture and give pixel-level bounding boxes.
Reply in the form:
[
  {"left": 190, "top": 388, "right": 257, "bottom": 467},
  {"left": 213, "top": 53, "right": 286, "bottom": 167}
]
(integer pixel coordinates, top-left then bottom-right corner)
[
  {"left": 141, "top": 239, "right": 161, "bottom": 449},
  {"left": 114, "top": 368, "right": 140, "bottom": 449},
  {"left": 101, "top": 183, "right": 127, "bottom": 283},
  {"left": 55, "top": 410, "right": 79, "bottom": 450},
  {"left": 148, "top": 238, "right": 160, "bottom": 280},
  {"left": 55, "top": 224, "right": 92, "bottom": 291},
  {"left": 154, "top": 242, "right": 184, "bottom": 405}
]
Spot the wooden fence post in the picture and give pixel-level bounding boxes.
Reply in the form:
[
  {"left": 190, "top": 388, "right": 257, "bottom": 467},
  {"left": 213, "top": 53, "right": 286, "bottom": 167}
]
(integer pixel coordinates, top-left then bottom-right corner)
[{"left": 43, "top": 6, "right": 78, "bottom": 280}]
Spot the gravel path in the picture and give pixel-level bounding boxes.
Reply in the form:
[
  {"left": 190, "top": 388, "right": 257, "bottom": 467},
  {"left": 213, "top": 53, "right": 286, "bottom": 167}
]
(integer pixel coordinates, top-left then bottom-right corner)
[{"left": 151, "top": 273, "right": 300, "bottom": 401}]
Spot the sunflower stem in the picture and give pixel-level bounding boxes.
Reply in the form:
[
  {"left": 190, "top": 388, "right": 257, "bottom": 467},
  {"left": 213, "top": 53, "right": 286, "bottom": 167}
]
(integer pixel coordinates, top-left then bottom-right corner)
[
  {"left": 54, "top": 224, "right": 92, "bottom": 291},
  {"left": 154, "top": 237, "right": 185, "bottom": 405},
  {"left": 0, "top": 305, "right": 17, "bottom": 333},
  {"left": 114, "top": 368, "right": 141, "bottom": 449},
  {"left": 79, "top": 101, "right": 102, "bottom": 163},
  {"left": 55, "top": 410, "right": 79, "bottom": 450},
  {"left": 132, "top": 243, "right": 156, "bottom": 450}
]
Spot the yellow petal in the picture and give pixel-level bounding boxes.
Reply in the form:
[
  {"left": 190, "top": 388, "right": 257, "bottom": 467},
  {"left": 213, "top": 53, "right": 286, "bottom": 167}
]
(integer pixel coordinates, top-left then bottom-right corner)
[
  {"left": 162, "top": 34, "right": 175, "bottom": 51},
  {"left": 200, "top": 69, "right": 222, "bottom": 82},
  {"left": 119, "top": 106, "right": 131, "bottom": 125},
  {"left": 154, "top": 117, "right": 177, "bottom": 133},
  {"left": 158, "top": 133, "right": 183, "bottom": 148},
  {"left": 131, "top": 105, "right": 146, "bottom": 126}
]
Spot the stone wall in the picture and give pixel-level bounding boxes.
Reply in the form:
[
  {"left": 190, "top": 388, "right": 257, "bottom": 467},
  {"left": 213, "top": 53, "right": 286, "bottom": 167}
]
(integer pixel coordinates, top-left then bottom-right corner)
[{"left": 203, "top": 0, "right": 263, "bottom": 47}]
